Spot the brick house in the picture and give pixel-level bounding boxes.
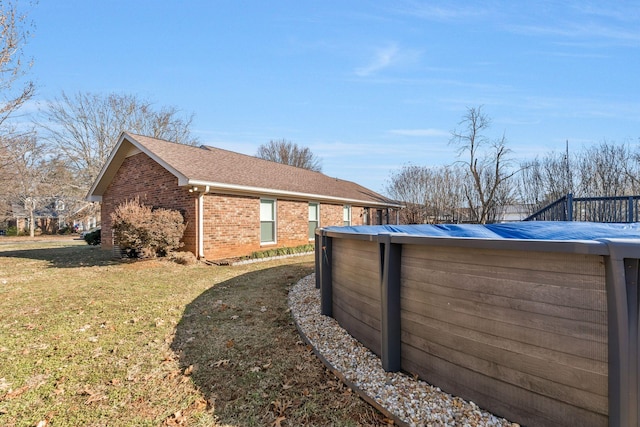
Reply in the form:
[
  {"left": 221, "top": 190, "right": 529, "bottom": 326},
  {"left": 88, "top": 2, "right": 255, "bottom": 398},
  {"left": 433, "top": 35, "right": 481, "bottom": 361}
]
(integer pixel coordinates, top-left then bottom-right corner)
[{"left": 87, "top": 132, "right": 400, "bottom": 260}]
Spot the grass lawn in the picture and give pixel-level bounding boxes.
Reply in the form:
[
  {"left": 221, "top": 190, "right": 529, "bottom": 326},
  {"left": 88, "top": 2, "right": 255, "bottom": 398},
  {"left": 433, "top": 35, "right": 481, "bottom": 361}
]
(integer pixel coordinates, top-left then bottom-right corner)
[{"left": 0, "top": 238, "right": 387, "bottom": 427}]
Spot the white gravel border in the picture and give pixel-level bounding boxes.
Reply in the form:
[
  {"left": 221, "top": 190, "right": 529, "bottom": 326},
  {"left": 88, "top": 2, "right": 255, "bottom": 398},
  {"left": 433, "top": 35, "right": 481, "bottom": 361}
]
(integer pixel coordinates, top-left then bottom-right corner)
[{"left": 288, "top": 274, "right": 519, "bottom": 427}]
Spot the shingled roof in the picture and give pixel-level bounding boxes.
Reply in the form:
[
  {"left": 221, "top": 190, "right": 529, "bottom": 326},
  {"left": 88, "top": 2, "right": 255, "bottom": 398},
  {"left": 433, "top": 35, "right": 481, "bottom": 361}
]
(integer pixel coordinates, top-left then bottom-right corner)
[{"left": 88, "top": 132, "right": 400, "bottom": 208}]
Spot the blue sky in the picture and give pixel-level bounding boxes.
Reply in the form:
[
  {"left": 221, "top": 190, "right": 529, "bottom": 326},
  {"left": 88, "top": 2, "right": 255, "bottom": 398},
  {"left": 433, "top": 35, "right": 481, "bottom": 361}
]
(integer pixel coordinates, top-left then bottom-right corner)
[{"left": 23, "top": 1, "right": 640, "bottom": 193}]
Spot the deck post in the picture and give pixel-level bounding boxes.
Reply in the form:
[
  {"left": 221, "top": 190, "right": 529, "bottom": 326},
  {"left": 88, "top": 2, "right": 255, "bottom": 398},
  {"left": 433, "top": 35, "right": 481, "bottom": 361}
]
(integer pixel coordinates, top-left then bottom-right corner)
[
  {"left": 602, "top": 240, "right": 640, "bottom": 427},
  {"left": 629, "top": 196, "right": 634, "bottom": 223},
  {"left": 566, "top": 193, "right": 574, "bottom": 221},
  {"left": 320, "top": 231, "right": 333, "bottom": 317},
  {"left": 379, "top": 233, "right": 402, "bottom": 372}
]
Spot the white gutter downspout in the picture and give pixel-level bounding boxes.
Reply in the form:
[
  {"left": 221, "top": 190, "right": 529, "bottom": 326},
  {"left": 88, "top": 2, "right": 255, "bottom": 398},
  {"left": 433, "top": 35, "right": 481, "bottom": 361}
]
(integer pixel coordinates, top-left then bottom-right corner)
[{"left": 196, "top": 185, "right": 210, "bottom": 259}]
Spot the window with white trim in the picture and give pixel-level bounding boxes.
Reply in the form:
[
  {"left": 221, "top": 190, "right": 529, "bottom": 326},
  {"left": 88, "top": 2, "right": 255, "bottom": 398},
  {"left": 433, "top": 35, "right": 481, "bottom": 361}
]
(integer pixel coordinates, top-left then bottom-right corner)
[
  {"left": 260, "top": 199, "right": 276, "bottom": 243},
  {"left": 308, "top": 202, "right": 319, "bottom": 240},
  {"left": 343, "top": 205, "right": 351, "bottom": 226}
]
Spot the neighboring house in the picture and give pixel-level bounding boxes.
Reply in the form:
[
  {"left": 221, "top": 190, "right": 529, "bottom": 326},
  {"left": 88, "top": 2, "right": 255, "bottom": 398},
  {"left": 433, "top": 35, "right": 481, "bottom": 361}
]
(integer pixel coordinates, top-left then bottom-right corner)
[
  {"left": 5, "top": 201, "right": 64, "bottom": 234},
  {"left": 495, "top": 203, "right": 534, "bottom": 223},
  {"left": 87, "top": 132, "right": 401, "bottom": 260}
]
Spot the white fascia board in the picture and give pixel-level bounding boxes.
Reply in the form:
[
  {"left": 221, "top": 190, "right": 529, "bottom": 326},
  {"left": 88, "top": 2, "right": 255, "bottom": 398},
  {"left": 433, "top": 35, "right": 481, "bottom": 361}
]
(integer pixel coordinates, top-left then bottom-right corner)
[{"left": 186, "top": 179, "right": 402, "bottom": 208}]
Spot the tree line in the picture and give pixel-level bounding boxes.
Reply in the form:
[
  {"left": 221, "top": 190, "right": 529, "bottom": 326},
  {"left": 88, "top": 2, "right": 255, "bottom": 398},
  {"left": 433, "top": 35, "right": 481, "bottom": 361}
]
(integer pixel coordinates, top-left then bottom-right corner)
[
  {"left": 386, "top": 106, "right": 640, "bottom": 224},
  {"left": 0, "top": 89, "right": 200, "bottom": 235}
]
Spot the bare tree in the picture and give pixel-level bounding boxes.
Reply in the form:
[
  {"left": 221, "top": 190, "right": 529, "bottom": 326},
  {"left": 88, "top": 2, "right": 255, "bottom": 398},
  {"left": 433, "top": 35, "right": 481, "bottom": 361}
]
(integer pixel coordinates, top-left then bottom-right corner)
[
  {"left": 0, "top": 0, "right": 35, "bottom": 195},
  {"left": 1, "top": 132, "right": 55, "bottom": 236},
  {"left": 36, "top": 91, "right": 199, "bottom": 186},
  {"left": 385, "top": 164, "right": 430, "bottom": 224},
  {"left": 0, "top": 130, "right": 95, "bottom": 235},
  {"left": 518, "top": 148, "right": 574, "bottom": 214},
  {"left": 428, "top": 165, "right": 467, "bottom": 223},
  {"left": 0, "top": 0, "right": 34, "bottom": 130},
  {"left": 385, "top": 164, "right": 466, "bottom": 224},
  {"left": 518, "top": 158, "right": 545, "bottom": 214},
  {"left": 542, "top": 151, "right": 574, "bottom": 199},
  {"left": 627, "top": 138, "right": 640, "bottom": 194},
  {"left": 256, "top": 139, "right": 322, "bottom": 172},
  {"left": 576, "top": 140, "right": 633, "bottom": 197},
  {"left": 450, "top": 106, "right": 517, "bottom": 224}
]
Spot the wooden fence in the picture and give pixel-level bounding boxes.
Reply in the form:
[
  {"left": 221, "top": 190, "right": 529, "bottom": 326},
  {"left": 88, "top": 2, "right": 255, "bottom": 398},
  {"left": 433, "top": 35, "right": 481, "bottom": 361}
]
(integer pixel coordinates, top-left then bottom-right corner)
[{"left": 316, "top": 229, "right": 640, "bottom": 427}]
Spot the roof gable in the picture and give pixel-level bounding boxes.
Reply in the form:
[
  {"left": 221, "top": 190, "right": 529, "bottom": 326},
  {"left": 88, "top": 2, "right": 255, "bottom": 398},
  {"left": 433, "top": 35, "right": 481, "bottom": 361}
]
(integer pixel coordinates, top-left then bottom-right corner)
[{"left": 88, "top": 132, "right": 399, "bottom": 207}]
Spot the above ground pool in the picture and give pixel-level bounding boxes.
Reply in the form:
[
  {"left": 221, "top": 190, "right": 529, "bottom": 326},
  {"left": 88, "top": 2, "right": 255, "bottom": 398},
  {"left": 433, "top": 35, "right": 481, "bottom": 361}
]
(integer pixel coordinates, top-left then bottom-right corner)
[{"left": 315, "top": 222, "right": 640, "bottom": 427}]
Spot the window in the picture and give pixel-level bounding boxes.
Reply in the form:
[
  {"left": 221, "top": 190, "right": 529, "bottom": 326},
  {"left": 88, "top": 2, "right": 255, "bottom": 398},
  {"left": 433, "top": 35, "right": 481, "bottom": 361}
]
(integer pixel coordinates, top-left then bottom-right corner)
[
  {"left": 260, "top": 199, "right": 276, "bottom": 243},
  {"left": 308, "top": 202, "right": 319, "bottom": 240},
  {"left": 343, "top": 205, "right": 351, "bottom": 226}
]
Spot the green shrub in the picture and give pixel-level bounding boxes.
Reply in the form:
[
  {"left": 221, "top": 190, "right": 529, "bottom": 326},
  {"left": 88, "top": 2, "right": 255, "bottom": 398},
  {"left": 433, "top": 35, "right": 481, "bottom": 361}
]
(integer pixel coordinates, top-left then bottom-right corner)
[
  {"left": 248, "top": 243, "right": 314, "bottom": 260},
  {"left": 111, "top": 198, "right": 186, "bottom": 258},
  {"left": 83, "top": 229, "right": 101, "bottom": 246},
  {"left": 58, "top": 225, "right": 73, "bottom": 235},
  {"left": 5, "top": 226, "right": 19, "bottom": 236}
]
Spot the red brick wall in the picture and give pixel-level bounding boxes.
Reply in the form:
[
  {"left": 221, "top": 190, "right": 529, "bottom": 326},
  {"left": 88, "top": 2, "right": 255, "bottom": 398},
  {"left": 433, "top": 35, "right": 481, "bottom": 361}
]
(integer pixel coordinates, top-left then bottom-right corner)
[
  {"left": 201, "top": 194, "right": 260, "bottom": 260},
  {"left": 320, "top": 204, "right": 342, "bottom": 227},
  {"left": 352, "top": 206, "right": 366, "bottom": 225},
  {"left": 319, "top": 203, "right": 367, "bottom": 227},
  {"left": 100, "top": 153, "right": 198, "bottom": 254},
  {"left": 277, "top": 200, "right": 309, "bottom": 246}
]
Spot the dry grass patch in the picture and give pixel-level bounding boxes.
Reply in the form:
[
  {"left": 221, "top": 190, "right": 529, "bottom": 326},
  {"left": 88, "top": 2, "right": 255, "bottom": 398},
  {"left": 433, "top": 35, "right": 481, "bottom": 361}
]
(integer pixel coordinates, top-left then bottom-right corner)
[{"left": 0, "top": 238, "right": 387, "bottom": 426}]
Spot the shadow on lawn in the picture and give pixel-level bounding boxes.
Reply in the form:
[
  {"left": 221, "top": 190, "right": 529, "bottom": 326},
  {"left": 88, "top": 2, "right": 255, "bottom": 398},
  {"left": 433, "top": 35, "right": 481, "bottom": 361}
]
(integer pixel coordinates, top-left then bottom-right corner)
[
  {"left": 0, "top": 244, "right": 120, "bottom": 268},
  {"left": 170, "top": 265, "right": 308, "bottom": 413},
  {"left": 169, "top": 262, "right": 383, "bottom": 426}
]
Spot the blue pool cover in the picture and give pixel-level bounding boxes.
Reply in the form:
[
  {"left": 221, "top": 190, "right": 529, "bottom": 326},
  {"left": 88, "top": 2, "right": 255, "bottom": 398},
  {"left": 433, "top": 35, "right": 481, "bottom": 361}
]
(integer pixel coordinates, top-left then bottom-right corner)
[{"left": 325, "top": 222, "right": 640, "bottom": 240}]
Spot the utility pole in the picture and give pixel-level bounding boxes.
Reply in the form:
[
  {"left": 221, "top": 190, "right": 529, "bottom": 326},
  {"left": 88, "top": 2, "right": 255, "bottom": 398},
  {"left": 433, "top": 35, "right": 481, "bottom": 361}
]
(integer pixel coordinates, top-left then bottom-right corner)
[{"left": 565, "top": 140, "right": 571, "bottom": 194}]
